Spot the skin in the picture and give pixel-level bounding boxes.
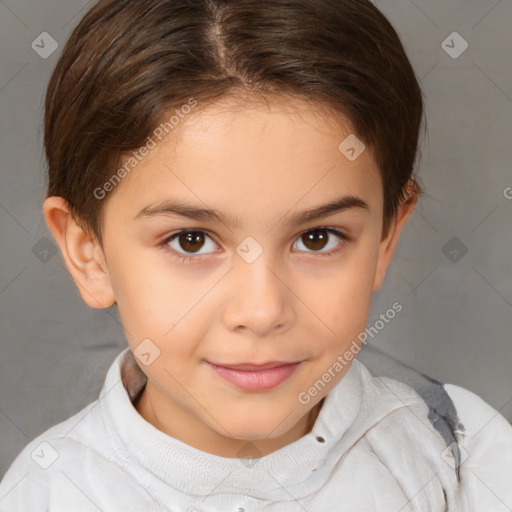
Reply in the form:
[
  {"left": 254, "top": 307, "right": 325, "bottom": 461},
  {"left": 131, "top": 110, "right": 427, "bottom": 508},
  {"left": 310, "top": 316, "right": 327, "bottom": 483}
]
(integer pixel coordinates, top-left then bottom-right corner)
[{"left": 43, "top": 95, "right": 418, "bottom": 459}]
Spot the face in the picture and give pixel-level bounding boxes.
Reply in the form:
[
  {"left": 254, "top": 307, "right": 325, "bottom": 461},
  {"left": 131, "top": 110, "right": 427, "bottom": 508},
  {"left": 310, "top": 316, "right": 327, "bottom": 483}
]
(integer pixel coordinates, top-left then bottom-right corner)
[{"left": 84, "top": 96, "right": 408, "bottom": 456}]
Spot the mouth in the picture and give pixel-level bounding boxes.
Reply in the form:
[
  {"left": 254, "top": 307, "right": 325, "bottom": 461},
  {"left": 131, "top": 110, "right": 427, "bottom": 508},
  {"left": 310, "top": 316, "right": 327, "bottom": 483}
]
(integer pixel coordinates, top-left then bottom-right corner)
[
  {"left": 211, "top": 361, "right": 301, "bottom": 371},
  {"left": 206, "top": 361, "right": 302, "bottom": 392}
]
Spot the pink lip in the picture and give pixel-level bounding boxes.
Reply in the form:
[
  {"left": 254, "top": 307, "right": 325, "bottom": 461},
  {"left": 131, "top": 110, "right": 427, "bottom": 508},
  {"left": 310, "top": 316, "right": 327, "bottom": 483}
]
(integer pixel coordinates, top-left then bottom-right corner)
[
  {"left": 213, "top": 361, "right": 299, "bottom": 371},
  {"left": 207, "top": 361, "right": 301, "bottom": 391}
]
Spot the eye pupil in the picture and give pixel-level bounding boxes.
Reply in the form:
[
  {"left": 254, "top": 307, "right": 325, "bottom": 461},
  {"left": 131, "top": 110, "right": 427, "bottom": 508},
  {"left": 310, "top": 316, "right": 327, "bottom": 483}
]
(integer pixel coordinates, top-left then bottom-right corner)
[
  {"left": 303, "top": 230, "right": 328, "bottom": 251},
  {"left": 180, "top": 231, "right": 205, "bottom": 253}
]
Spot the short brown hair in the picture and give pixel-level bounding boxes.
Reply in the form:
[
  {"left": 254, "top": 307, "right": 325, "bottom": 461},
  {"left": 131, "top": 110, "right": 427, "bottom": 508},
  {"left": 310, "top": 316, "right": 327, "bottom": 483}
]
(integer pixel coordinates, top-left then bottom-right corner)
[{"left": 44, "top": 0, "right": 425, "bottom": 246}]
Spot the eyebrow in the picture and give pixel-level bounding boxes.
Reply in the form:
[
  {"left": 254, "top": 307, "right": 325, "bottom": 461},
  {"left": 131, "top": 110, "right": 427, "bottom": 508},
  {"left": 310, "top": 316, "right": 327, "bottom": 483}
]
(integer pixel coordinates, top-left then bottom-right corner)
[{"left": 133, "top": 194, "right": 370, "bottom": 228}]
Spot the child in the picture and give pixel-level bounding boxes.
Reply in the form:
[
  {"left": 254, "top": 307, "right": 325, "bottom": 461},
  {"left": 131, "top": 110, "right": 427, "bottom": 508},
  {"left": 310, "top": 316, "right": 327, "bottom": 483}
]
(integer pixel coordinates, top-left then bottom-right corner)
[{"left": 1, "top": 0, "right": 511, "bottom": 510}]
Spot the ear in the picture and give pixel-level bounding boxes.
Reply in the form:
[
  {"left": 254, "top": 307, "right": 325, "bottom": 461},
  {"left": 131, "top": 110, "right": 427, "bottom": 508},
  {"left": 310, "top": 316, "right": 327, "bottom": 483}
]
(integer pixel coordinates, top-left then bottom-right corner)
[
  {"left": 372, "top": 182, "right": 419, "bottom": 291},
  {"left": 42, "top": 196, "right": 116, "bottom": 308}
]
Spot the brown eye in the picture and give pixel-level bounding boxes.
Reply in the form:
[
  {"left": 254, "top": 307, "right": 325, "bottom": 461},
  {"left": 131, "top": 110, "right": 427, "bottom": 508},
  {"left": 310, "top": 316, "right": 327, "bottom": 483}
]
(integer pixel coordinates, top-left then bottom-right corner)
[
  {"left": 301, "top": 230, "right": 330, "bottom": 251},
  {"left": 162, "top": 227, "right": 348, "bottom": 264},
  {"left": 177, "top": 231, "right": 206, "bottom": 253},
  {"left": 164, "top": 230, "right": 218, "bottom": 258},
  {"left": 293, "top": 228, "right": 347, "bottom": 256}
]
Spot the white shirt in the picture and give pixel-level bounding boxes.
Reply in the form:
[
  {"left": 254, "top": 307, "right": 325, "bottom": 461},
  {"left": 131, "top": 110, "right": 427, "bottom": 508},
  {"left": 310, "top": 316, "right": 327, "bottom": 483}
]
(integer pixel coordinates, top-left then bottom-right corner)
[{"left": 1, "top": 347, "right": 511, "bottom": 511}]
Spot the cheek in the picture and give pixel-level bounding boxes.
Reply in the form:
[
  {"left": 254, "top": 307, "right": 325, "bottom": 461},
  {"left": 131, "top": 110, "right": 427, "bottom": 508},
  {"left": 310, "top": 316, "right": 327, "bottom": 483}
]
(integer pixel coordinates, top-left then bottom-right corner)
[
  {"left": 111, "top": 251, "right": 212, "bottom": 355},
  {"left": 106, "top": 248, "right": 172, "bottom": 336},
  {"left": 307, "top": 240, "right": 378, "bottom": 343}
]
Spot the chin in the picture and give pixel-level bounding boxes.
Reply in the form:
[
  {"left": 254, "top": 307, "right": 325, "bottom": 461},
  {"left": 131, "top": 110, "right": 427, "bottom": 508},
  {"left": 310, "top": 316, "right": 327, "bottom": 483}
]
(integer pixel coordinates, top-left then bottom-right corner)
[{"left": 216, "top": 416, "right": 300, "bottom": 443}]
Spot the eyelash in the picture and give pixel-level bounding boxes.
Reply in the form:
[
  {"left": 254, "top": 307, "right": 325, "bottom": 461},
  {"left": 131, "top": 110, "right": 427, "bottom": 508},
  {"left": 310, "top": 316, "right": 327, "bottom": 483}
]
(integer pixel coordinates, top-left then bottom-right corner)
[{"left": 159, "top": 227, "right": 350, "bottom": 265}]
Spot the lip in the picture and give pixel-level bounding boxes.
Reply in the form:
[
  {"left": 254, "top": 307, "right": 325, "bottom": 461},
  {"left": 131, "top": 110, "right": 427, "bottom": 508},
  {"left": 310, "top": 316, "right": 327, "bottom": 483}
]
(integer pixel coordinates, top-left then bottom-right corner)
[
  {"left": 207, "top": 361, "right": 302, "bottom": 392},
  {"left": 212, "top": 361, "right": 300, "bottom": 371}
]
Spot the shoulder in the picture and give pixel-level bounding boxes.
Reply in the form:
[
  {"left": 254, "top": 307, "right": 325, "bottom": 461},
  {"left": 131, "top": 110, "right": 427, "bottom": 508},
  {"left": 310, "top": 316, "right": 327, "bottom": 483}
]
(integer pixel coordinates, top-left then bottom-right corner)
[
  {"left": 352, "top": 358, "right": 512, "bottom": 508},
  {"left": 443, "top": 383, "right": 512, "bottom": 509},
  {"left": 0, "top": 402, "right": 96, "bottom": 510},
  {"left": 1, "top": 400, "right": 99, "bottom": 474},
  {"left": 443, "top": 383, "right": 512, "bottom": 442},
  {"left": 443, "top": 382, "right": 512, "bottom": 464},
  {"left": 0, "top": 398, "right": 152, "bottom": 511}
]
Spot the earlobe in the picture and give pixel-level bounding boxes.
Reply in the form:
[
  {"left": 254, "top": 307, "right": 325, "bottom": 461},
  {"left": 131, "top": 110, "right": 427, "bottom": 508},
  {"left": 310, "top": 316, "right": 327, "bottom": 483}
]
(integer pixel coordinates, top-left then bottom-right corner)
[
  {"left": 372, "top": 183, "right": 419, "bottom": 291},
  {"left": 42, "top": 196, "right": 116, "bottom": 309}
]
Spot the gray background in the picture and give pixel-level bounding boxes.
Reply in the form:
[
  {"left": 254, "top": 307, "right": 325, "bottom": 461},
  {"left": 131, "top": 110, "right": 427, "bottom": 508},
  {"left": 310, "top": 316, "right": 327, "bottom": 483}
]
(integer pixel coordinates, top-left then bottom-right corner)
[{"left": 1, "top": 0, "right": 511, "bottom": 478}]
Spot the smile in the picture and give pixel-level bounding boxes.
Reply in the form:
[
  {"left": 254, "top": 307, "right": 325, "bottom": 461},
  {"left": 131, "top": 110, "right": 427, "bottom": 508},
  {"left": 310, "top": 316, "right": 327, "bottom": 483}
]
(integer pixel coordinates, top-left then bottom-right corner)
[{"left": 206, "top": 361, "right": 302, "bottom": 392}]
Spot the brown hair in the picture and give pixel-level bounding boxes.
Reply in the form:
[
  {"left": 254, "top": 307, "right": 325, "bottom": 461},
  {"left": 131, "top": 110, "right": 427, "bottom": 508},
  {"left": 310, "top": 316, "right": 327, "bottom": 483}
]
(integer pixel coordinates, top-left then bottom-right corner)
[{"left": 44, "top": 0, "right": 425, "bottom": 246}]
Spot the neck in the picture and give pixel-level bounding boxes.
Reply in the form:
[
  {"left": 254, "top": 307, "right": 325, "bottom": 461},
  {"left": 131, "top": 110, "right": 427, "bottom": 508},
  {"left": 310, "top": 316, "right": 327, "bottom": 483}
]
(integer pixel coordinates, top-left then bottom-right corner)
[{"left": 134, "top": 383, "right": 325, "bottom": 458}]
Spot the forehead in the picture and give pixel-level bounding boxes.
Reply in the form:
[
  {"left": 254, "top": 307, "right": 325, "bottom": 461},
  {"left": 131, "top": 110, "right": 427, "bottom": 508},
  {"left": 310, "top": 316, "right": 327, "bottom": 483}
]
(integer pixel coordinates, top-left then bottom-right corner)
[{"left": 102, "top": 95, "right": 382, "bottom": 226}]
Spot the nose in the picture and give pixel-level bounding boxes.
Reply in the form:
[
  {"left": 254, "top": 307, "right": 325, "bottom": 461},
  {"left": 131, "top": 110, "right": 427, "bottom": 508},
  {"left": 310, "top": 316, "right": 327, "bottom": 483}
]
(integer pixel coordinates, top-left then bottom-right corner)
[{"left": 222, "top": 253, "right": 294, "bottom": 337}]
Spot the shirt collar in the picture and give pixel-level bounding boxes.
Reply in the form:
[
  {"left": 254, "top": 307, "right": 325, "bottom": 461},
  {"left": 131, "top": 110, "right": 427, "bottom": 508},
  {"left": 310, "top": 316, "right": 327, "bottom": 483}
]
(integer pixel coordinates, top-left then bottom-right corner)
[{"left": 99, "top": 347, "right": 409, "bottom": 499}]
